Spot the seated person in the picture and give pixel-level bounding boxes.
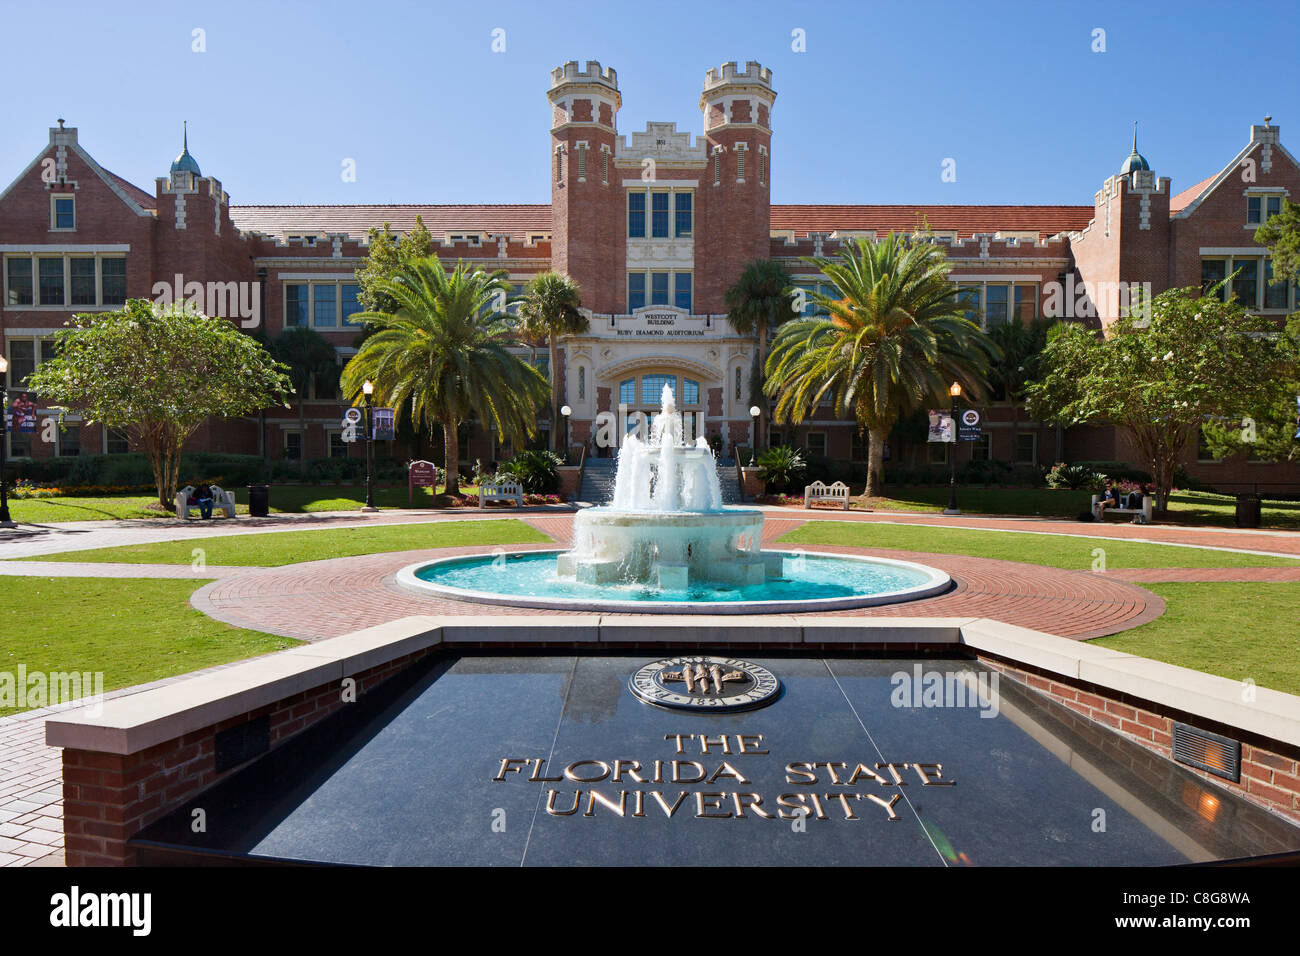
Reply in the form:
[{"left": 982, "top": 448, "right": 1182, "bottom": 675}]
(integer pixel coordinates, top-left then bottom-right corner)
[
  {"left": 194, "top": 482, "right": 214, "bottom": 520},
  {"left": 1097, "top": 479, "right": 1123, "bottom": 513}
]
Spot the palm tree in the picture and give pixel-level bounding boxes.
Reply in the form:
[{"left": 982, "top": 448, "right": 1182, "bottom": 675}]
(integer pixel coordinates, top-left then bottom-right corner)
[
  {"left": 724, "top": 259, "right": 794, "bottom": 453},
  {"left": 340, "top": 256, "right": 551, "bottom": 495},
  {"left": 765, "top": 235, "right": 1000, "bottom": 498},
  {"left": 517, "top": 271, "right": 586, "bottom": 454},
  {"left": 272, "top": 326, "right": 340, "bottom": 472}
]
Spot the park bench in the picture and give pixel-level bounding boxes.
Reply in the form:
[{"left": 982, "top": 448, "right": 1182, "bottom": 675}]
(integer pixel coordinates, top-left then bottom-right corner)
[
  {"left": 175, "top": 484, "right": 237, "bottom": 519},
  {"left": 478, "top": 479, "right": 524, "bottom": 509},
  {"left": 804, "top": 480, "right": 851, "bottom": 510},
  {"left": 1091, "top": 493, "right": 1153, "bottom": 524}
]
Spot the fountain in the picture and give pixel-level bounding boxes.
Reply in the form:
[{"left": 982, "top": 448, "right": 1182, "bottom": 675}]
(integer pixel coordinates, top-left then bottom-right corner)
[
  {"left": 555, "top": 385, "right": 779, "bottom": 590},
  {"left": 396, "top": 383, "right": 952, "bottom": 612}
]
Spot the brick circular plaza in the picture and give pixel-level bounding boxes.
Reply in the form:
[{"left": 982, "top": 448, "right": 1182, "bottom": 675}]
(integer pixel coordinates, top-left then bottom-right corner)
[{"left": 192, "top": 513, "right": 1167, "bottom": 641}]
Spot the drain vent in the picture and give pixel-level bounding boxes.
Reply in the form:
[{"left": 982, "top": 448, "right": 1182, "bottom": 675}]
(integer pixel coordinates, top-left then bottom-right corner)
[{"left": 1171, "top": 723, "right": 1240, "bottom": 782}]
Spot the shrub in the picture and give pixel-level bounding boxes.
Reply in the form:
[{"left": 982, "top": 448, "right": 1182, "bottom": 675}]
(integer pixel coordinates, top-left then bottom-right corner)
[
  {"left": 1045, "top": 461, "right": 1106, "bottom": 492},
  {"left": 496, "top": 449, "right": 562, "bottom": 494},
  {"left": 756, "top": 445, "right": 807, "bottom": 492}
]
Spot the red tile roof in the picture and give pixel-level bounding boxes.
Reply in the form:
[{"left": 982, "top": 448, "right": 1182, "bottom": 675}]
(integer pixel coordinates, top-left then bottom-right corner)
[
  {"left": 1170, "top": 173, "right": 1217, "bottom": 213},
  {"left": 227, "top": 201, "right": 1098, "bottom": 242},
  {"left": 229, "top": 204, "right": 553, "bottom": 240},
  {"left": 770, "top": 204, "right": 1095, "bottom": 239},
  {"left": 102, "top": 168, "right": 156, "bottom": 210}
]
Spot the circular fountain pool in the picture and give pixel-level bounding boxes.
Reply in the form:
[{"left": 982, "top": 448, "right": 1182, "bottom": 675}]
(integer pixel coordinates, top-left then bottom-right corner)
[{"left": 394, "top": 548, "right": 951, "bottom": 614}]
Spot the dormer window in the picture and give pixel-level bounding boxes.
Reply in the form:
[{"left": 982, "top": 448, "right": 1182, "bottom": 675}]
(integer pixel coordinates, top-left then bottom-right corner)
[{"left": 51, "top": 195, "right": 75, "bottom": 231}]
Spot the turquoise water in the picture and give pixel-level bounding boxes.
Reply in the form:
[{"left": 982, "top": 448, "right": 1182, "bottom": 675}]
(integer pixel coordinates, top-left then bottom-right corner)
[{"left": 413, "top": 551, "right": 934, "bottom": 604}]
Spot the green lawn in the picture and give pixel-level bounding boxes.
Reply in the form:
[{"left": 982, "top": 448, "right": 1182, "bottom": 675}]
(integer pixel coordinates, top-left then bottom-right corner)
[
  {"left": 3, "top": 483, "right": 523, "bottom": 523},
  {"left": 801, "top": 486, "right": 1300, "bottom": 530},
  {"left": 1094, "top": 583, "right": 1300, "bottom": 696},
  {"left": 20, "top": 518, "right": 552, "bottom": 567},
  {"left": 777, "top": 521, "right": 1300, "bottom": 569},
  {"left": 0, "top": 578, "right": 300, "bottom": 717}
]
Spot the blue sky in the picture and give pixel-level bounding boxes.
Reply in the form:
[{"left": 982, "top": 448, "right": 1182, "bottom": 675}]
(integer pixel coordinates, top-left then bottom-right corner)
[{"left": 2, "top": 0, "right": 1296, "bottom": 208}]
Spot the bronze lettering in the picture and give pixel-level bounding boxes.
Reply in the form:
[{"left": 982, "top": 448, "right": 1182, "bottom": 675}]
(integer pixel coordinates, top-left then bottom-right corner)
[
  {"left": 529, "top": 759, "right": 564, "bottom": 783},
  {"left": 737, "top": 734, "right": 769, "bottom": 754},
  {"left": 632, "top": 790, "right": 646, "bottom": 818},
  {"left": 732, "top": 792, "right": 774, "bottom": 819},
  {"left": 827, "top": 793, "right": 860, "bottom": 821},
  {"left": 876, "top": 762, "right": 910, "bottom": 785},
  {"left": 564, "top": 760, "right": 612, "bottom": 783},
  {"left": 664, "top": 733, "right": 689, "bottom": 753},
  {"left": 612, "top": 759, "right": 646, "bottom": 783},
  {"left": 672, "top": 760, "right": 706, "bottom": 784},
  {"left": 912, "top": 762, "right": 956, "bottom": 786},
  {"left": 776, "top": 793, "right": 809, "bottom": 820},
  {"left": 707, "top": 761, "right": 750, "bottom": 785},
  {"left": 696, "top": 734, "right": 732, "bottom": 755},
  {"left": 494, "top": 757, "right": 529, "bottom": 781},
  {"left": 695, "top": 792, "right": 733, "bottom": 818},
  {"left": 785, "top": 762, "right": 817, "bottom": 785},
  {"left": 545, "top": 789, "right": 581, "bottom": 816},
  {"left": 807, "top": 792, "right": 829, "bottom": 820},
  {"left": 818, "top": 761, "right": 848, "bottom": 785},
  {"left": 846, "top": 763, "right": 890, "bottom": 787},
  {"left": 862, "top": 792, "right": 903, "bottom": 820},
  {"left": 649, "top": 790, "right": 689, "bottom": 818},
  {"left": 584, "top": 789, "right": 628, "bottom": 817}
]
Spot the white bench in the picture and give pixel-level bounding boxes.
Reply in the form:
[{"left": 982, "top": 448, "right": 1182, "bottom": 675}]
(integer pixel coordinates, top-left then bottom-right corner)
[
  {"left": 478, "top": 479, "right": 524, "bottom": 508},
  {"left": 1091, "top": 493, "right": 1153, "bottom": 524},
  {"left": 804, "top": 480, "right": 851, "bottom": 510},
  {"left": 174, "top": 484, "right": 237, "bottom": 519}
]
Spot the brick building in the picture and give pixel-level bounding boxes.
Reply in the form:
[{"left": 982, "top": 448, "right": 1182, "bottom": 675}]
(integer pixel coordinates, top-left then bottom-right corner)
[{"left": 3, "top": 62, "right": 1299, "bottom": 489}]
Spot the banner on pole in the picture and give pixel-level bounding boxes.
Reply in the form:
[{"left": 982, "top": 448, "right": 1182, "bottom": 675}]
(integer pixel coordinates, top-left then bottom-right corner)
[
  {"left": 372, "top": 408, "right": 395, "bottom": 441},
  {"left": 927, "top": 410, "right": 954, "bottom": 443}
]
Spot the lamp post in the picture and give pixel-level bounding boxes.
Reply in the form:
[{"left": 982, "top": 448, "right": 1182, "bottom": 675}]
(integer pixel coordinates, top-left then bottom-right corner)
[
  {"left": 0, "top": 356, "right": 13, "bottom": 528},
  {"left": 361, "top": 381, "right": 376, "bottom": 513},
  {"left": 943, "top": 381, "right": 962, "bottom": 516},
  {"left": 560, "top": 405, "right": 571, "bottom": 464},
  {"left": 748, "top": 405, "right": 761, "bottom": 466}
]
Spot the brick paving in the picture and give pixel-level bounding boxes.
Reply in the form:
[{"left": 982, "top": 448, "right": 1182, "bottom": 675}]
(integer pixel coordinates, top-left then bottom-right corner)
[{"left": 3, "top": 505, "right": 1299, "bottom": 866}]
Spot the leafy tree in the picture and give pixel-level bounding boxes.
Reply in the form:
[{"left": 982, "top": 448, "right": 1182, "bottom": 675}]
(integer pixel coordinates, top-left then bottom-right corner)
[
  {"left": 1025, "top": 287, "right": 1297, "bottom": 513},
  {"left": 355, "top": 216, "right": 435, "bottom": 318},
  {"left": 1255, "top": 198, "right": 1300, "bottom": 288},
  {"left": 765, "top": 235, "right": 999, "bottom": 497},
  {"left": 26, "top": 299, "right": 292, "bottom": 507},
  {"left": 725, "top": 259, "right": 795, "bottom": 452},
  {"left": 517, "top": 271, "right": 587, "bottom": 453},
  {"left": 272, "top": 326, "right": 341, "bottom": 472},
  {"left": 340, "top": 256, "right": 550, "bottom": 495},
  {"left": 1200, "top": 315, "right": 1300, "bottom": 465}
]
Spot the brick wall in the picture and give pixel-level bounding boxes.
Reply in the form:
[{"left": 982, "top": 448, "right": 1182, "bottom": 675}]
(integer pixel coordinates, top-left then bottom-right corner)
[
  {"left": 60, "top": 647, "right": 438, "bottom": 866},
  {"left": 980, "top": 654, "right": 1300, "bottom": 825}
]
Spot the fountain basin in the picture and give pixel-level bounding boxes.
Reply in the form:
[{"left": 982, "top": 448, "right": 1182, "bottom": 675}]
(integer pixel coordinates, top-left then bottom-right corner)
[{"left": 395, "top": 548, "right": 952, "bottom": 614}]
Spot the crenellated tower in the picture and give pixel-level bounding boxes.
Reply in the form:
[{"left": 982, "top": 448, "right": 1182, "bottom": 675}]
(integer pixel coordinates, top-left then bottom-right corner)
[
  {"left": 695, "top": 61, "right": 776, "bottom": 313},
  {"left": 547, "top": 60, "right": 623, "bottom": 313}
]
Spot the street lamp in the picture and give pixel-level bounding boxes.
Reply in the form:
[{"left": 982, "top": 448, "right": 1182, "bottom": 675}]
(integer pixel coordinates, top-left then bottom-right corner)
[
  {"left": 943, "top": 381, "right": 962, "bottom": 516},
  {"left": 361, "top": 380, "right": 377, "bottom": 513},
  {"left": 748, "top": 405, "right": 761, "bottom": 466},
  {"left": 560, "top": 405, "right": 572, "bottom": 463},
  {"left": 0, "top": 355, "right": 12, "bottom": 528}
]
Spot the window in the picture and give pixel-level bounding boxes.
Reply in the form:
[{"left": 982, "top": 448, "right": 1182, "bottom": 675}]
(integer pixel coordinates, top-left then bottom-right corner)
[
  {"left": 341, "top": 284, "right": 362, "bottom": 323},
  {"left": 807, "top": 432, "right": 826, "bottom": 458},
  {"left": 58, "top": 423, "right": 80, "bottom": 457},
  {"left": 285, "top": 284, "right": 308, "bottom": 327},
  {"left": 70, "top": 258, "right": 96, "bottom": 306},
  {"left": 619, "top": 379, "right": 635, "bottom": 405},
  {"left": 758, "top": 148, "right": 767, "bottom": 186},
  {"left": 1197, "top": 425, "right": 1218, "bottom": 462},
  {"left": 713, "top": 151, "right": 721, "bottom": 186},
  {"left": 735, "top": 366, "right": 742, "bottom": 401},
  {"left": 1201, "top": 258, "right": 1227, "bottom": 297},
  {"left": 577, "top": 366, "right": 585, "bottom": 401},
  {"left": 628, "top": 192, "right": 646, "bottom": 238},
  {"left": 682, "top": 379, "right": 699, "bottom": 405},
  {"left": 7, "top": 340, "right": 36, "bottom": 385},
  {"left": 1248, "top": 194, "right": 1284, "bottom": 225},
  {"left": 641, "top": 374, "right": 675, "bottom": 405},
  {"left": 330, "top": 431, "right": 347, "bottom": 459},
  {"left": 1015, "top": 432, "right": 1037, "bottom": 464},
  {"left": 928, "top": 441, "right": 948, "bottom": 464},
  {"left": 6, "top": 258, "right": 33, "bottom": 306},
  {"left": 674, "top": 272, "right": 692, "bottom": 312},
  {"left": 555, "top": 147, "right": 564, "bottom": 184},
  {"left": 602, "top": 149, "right": 609, "bottom": 186},
  {"left": 577, "top": 144, "right": 587, "bottom": 181},
  {"left": 51, "top": 195, "right": 75, "bottom": 230},
  {"left": 956, "top": 284, "right": 981, "bottom": 324},
  {"left": 38, "top": 257, "right": 64, "bottom": 305},
  {"left": 736, "top": 147, "right": 746, "bottom": 182},
  {"left": 675, "top": 192, "right": 693, "bottom": 237},
  {"left": 970, "top": 433, "right": 992, "bottom": 461},
  {"left": 984, "top": 285, "right": 1009, "bottom": 326},
  {"left": 651, "top": 193, "right": 670, "bottom": 238},
  {"left": 628, "top": 272, "right": 646, "bottom": 312},
  {"left": 1231, "top": 259, "right": 1258, "bottom": 308},
  {"left": 650, "top": 272, "right": 669, "bottom": 306},
  {"left": 106, "top": 428, "right": 130, "bottom": 455},
  {"left": 1264, "top": 260, "right": 1289, "bottom": 310},
  {"left": 284, "top": 432, "right": 302, "bottom": 460},
  {"left": 101, "top": 258, "right": 126, "bottom": 305},
  {"left": 313, "top": 284, "right": 337, "bottom": 327}
]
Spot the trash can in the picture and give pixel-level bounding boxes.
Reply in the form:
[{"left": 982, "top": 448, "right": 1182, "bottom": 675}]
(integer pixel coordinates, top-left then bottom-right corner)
[
  {"left": 248, "top": 484, "right": 269, "bottom": 518},
  {"left": 1234, "top": 494, "right": 1261, "bottom": 529}
]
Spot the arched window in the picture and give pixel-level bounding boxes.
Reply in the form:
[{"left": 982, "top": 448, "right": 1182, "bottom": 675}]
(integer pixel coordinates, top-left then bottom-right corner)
[{"left": 682, "top": 379, "right": 699, "bottom": 405}]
